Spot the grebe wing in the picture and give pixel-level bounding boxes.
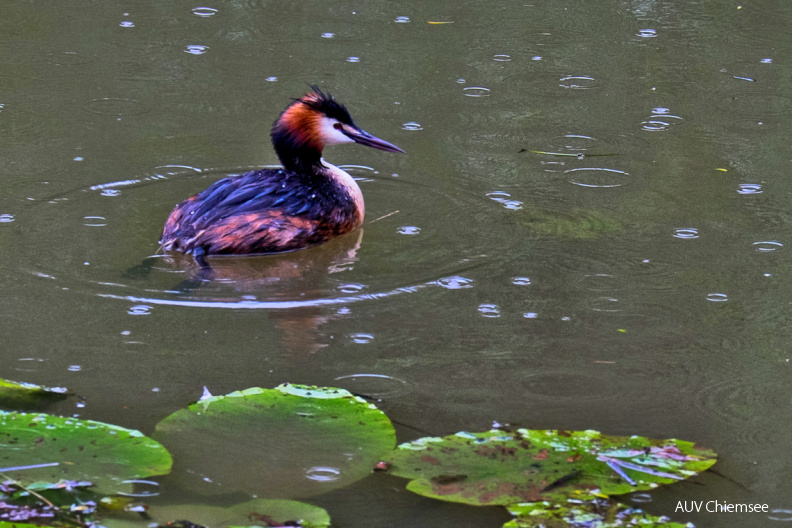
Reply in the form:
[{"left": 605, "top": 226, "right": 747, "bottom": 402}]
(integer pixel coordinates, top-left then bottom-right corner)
[{"left": 189, "top": 211, "right": 321, "bottom": 254}]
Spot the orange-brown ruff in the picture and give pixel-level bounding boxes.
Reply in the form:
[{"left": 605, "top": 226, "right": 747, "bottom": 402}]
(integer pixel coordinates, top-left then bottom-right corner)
[{"left": 160, "top": 88, "right": 404, "bottom": 263}]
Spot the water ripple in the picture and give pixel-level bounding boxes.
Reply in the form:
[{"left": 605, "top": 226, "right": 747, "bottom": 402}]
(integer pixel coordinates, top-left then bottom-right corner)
[{"left": 564, "top": 167, "right": 631, "bottom": 188}]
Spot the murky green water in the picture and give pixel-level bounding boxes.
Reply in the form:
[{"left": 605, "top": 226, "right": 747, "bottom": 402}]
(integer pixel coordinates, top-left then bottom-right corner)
[{"left": 1, "top": 1, "right": 791, "bottom": 526}]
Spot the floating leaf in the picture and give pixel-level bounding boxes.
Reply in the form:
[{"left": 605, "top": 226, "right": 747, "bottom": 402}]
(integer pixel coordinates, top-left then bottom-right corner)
[
  {"left": 0, "top": 379, "right": 70, "bottom": 409},
  {"left": 0, "top": 412, "right": 172, "bottom": 494},
  {"left": 103, "top": 499, "right": 330, "bottom": 528},
  {"left": 385, "top": 429, "right": 716, "bottom": 506},
  {"left": 504, "top": 499, "right": 688, "bottom": 527},
  {"left": 152, "top": 384, "right": 396, "bottom": 498}
]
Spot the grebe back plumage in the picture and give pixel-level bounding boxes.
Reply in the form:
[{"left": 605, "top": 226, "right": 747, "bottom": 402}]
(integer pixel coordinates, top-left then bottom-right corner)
[{"left": 160, "top": 87, "right": 404, "bottom": 262}]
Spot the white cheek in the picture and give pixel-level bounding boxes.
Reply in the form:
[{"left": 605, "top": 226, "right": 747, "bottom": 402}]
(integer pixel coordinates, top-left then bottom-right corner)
[{"left": 319, "top": 117, "right": 355, "bottom": 146}]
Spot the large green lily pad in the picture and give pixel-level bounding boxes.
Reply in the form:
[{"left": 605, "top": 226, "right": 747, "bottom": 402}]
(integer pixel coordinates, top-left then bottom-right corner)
[
  {"left": 152, "top": 384, "right": 396, "bottom": 498},
  {"left": 0, "top": 379, "right": 70, "bottom": 409},
  {"left": 504, "top": 499, "right": 688, "bottom": 527},
  {"left": 103, "top": 499, "right": 330, "bottom": 528},
  {"left": 0, "top": 412, "right": 172, "bottom": 494},
  {"left": 385, "top": 429, "right": 716, "bottom": 506}
]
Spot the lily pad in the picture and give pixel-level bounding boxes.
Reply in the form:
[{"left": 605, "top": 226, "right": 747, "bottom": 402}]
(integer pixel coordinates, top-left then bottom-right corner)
[
  {"left": 0, "top": 379, "right": 70, "bottom": 409},
  {"left": 0, "top": 412, "right": 172, "bottom": 494},
  {"left": 152, "top": 384, "right": 396, "bottom": 498},
  {"left": 504, "top": 499, "right": 688, "bottom": 527},
  {"left": 103, "top": 499, "right": 330, "bottom": 528},
  {"left": 385, "top": 429, "right": 716, "bottom": 506}
]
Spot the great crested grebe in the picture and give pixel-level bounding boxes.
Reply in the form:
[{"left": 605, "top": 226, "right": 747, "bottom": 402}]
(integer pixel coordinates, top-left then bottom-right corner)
[{"left": 160, "top": 87, "right": 404, "bottom": 265}]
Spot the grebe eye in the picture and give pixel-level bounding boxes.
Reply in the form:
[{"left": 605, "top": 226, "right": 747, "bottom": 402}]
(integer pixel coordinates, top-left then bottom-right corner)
[{"left": 333, "top": 122, "right": 343, "bottom": 130}]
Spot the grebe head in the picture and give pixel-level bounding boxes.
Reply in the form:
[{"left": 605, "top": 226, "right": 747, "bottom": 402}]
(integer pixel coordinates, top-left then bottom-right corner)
[{"left": 271, "top": 86, "right": 404, "bottom": 173}]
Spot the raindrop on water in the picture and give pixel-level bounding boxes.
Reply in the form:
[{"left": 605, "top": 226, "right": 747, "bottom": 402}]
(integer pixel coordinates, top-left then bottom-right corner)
[
  {"left": 321, "top": 32, "right": 335, "bottom": 38},
  {"left": 192, "top": 7, "right": 218, "bottom": 17},
  {"left": 478, "top": 304, "right": 501, "bottom": 318},
  {"left": 753, "top": 241, "right": 783, "bottom": 252},
  {"left": 395, "top": 16, "right": 410, "bottom": 23},
  {"left": 493, "top": 54, "right": 511, "bottom": 61},
  {"left": 184, "top": 45, "right": 209, "bottom": 55},
  {"left": 127, "top": 305, "right": 152, "bottom": 315},
  {"left": 0, "top": 214, "right": 15, "bottom": 223},
  {"left": 119, "top": 20, "right": 135, "bottom": 28},
  {"left": 512, "top": 277, "right": 531, "bottom": 285},
  {"left": 346, "top": 56, "right": 360, "bottom": 63},
  {"left": 435, "top": 276, "right": 473, "bottom": 289},
  {"left": 401, "top": 121, "right": 423, "bottom": 131},
  {"left": 706, "top": 293, "right": 728, "bottom": 302},
  {"left": 463, "top": 86, "right": 491, "bottom": 97},
  {"left": 397, "top": 226, "right": 421, "bottom": 235},
  {"left": 68, "top": 365, "right": 82, "bottom": 372},
  {"left": 338, "top": 283, "right": 365, "bottom": 293},
  {"left": 737, "top": 183, "right": 762, "bottom": 194},
  {"left": 350, "top": 333, "right": 373, "bottom": 344},
  {"left": 769, "top": 508, "right": 792, "bottom": 521},
  {"left": 523, "top": 312, "right": 538, "bottom": 319},
  {"left": 305, "top": 466, "right": 341, "bottom": 482},
  {"left": 83, "top": 216, "right": 107, "bottom": 227},
  {"left": 101, "top": 189, "right": 121, "bottom": 197},
  {"left": 559, "top": 75, "right": 598, "bottom": 89},
  {"left": 673, "top": 228, "right": 699, "bottom": 239},
  {"left": 636, "top": 28, "right": 657, "bottom": 38}
]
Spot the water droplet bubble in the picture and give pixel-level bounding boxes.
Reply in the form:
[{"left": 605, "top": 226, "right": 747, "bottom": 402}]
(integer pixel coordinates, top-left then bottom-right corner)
[
  {"left": 641, "top": 113, "right": 684, "bottom": 132},
  {"left": 396, "top": 226, "right": 421, "bottom": 235},
  {"left": 305, "top": 467, "right": 340, "bottom": 482},
  {"left": 737, "top": 183, "right": 763, "bottom": 194},
  {"left": 435, "top": 276, "right": 473, "bottom": 289},
  {"left": 478, "top": 304, "right": 501, "bottom": 318},
  {"left": 463, "top": 86, "right": 491, "bottom": 97},
  {"left": 486, "top": 191, "right": 523, "bottom": 210},
  {"left": 674, "top": 228, "right": 699, "bottom": 239},
  {"left": 493, "top": 54, "right": 511, "bottom": 61},
  {"left": 118, "top": 479, "right": 162, "bottom": 498},
  {"left": 558, "top": 75, "right": 598, "bottom": 90},
  {"left": 338, "top": 283, "right": 365, "bottom": 294},
  {"left": 769, "top": 509, "right": 792, "bottom": 521},
  {"left": 101, "top": 189, "right": 121, "bottom": 197},
  {"left": 127, "top": 305, "right": 152, "bottom": 315},
  {"left": 395, "top": 16, "right": 410, "bottom": 23},
  {"left": 631, "top": 493, "right": 653, "bottom": 503},
  {"left": 83, "top": 216, "right": 107, "bottom": 227},
  {"left": 68, "top": 365, "right": 82, "bottom": 372},
  {"left": 321, "top": 32, "right": 335, "bottom": 38},
  {"left": 753, "top": 241, "right": 783, "bottom": 252},
  {"left": 0, "top": 214, "right": 15, "bottom": 223},
  {"left": 512, "top": 277, "right": 531, "bottom": 285},
  {"left": 401, "top": 121, "right": 423, "bottom": 131},
  {"left": 636, "top": 28, "right": 657, "bottom": 37},
  {"left": 119, "top": 20, "right": 135, "bottom": 28},
  {"left": 346, "top": 56, "right": 360, "bottom": 63},
  {"left": 707, "top": 293, "right": 728, "bottom": 302},
  {"left": 565, "top": 167, "right": 630, "bottom": 188},
  {"left": 523, "top": 312, "right": 538, "bottom": 319},
  {"left": 350, "top": 333, "right": 373, "bottom": 344},
  {"left": 184, "top": 45, "right": 209, "bottom": 55},
  {"left": 192, "top": 7, "right": 218, "bottom": 17},
  {"left": 266, "top": 76, "right": 278, "bottom": 82}
]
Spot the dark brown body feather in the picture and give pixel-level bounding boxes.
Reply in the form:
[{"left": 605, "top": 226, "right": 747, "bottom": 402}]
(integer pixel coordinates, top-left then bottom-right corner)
[{"left": 161, "top": 167, "right": 361, "bottom": 255}]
